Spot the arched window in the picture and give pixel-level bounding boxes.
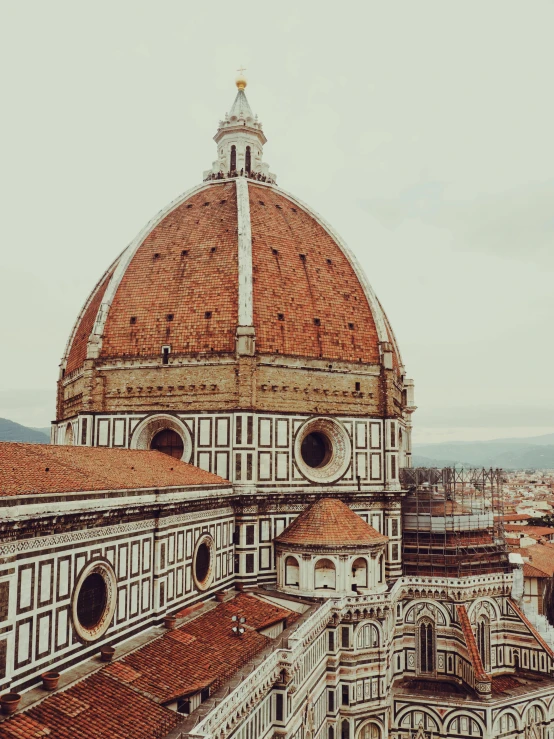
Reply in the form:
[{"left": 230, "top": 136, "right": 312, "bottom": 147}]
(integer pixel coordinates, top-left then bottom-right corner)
[
  {"left": 230, "top": 145, "right": 236, "bottom": 172},
  {"left": 245, "top": 146, "right": 251, "bottom": 174},
  {"left": 65, "top": 423, "right": 74, "bottom": 445},
  {"left": 447, "top": 716, "right": 483, "bottom": 736},
  {"left": 352, "top": 558, "right": 367, "bottom": 589},
  {"left": 418, "top": 618, "right": 435, "bottom": 674},
  {"left": 494, "top": 712, "right": 517, "bottom": 737},
  {"left": 526, "top": 705, "right": 544, "bottom": 738},
  {"left": 341, "top": 719, "right": 350, "bottom": 739},
  {"left": 476, "top": 616, "right": 490, "bottom": 671},
  {"left": 315, "top": 559, "right": 336, "bottom": 590},
  {"left": 358, "top": 723, "right": 381, "bottom": 739},
  {"left": 356, "top": 622, "right": 379, "bottom": 649},
  {"left": 285, "top": 556, "right": 299, "bottom": 587},
  {"left": 328, "top": 728, "right": 335, "bottom": 739}
]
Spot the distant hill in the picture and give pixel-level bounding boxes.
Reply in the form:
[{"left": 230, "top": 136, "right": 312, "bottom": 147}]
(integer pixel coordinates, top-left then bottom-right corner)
[
  {"left": 0, "top": 418, "right": 49, "bottom": 444},
  {"left": 414, "top": 433, "right": 554, "bottom": 470}
]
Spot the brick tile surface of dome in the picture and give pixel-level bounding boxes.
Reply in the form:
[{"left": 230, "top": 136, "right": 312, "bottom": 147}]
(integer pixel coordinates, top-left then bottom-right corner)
[
  {"left": 63, "top": 180, "right": 396, "bottom": 371},
  {"left": 275, "top": 497, "right": 387, "bottom": 546}
]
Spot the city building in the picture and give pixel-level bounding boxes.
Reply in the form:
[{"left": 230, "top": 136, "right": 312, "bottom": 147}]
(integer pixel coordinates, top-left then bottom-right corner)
[{"left": 2, "top": 75, "right": 554, "bottom": 739}]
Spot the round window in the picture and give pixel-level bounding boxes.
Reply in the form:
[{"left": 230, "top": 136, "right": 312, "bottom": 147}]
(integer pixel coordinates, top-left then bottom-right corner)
[
  {"left": 76, "top": 573, "right": 107, "bottom": 628},
  {"left": 130, "top": 414, "right": 192, "bottom": 462},
  {"left": 72, "top": 561, "right": 116, "bottom": 642},
  {"left": 151, "top": 429, "right": 184, "bottom": 459},
  {"left": 294, "top": 417, "right": 351, "bottom": 484},
  {"left": 192, "top": 535, "right": 215, "bottom": 592},
  {"left": 300, "top": 431, "right": 332, "bottom": 468}
]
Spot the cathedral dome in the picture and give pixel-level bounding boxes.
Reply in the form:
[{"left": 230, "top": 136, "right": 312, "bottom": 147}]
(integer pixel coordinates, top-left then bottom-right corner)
[
  {"left": 56, "top": 79, "right": 414, "bottom": 440},
  {"left": 63, "top": 179, "right": 400, "bottom": 373}
]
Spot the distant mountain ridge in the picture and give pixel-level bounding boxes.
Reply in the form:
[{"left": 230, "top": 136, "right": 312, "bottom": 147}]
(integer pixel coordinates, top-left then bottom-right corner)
[
  {"left": 414, "top": 433, "right": 554, "bottom": 470},
  {"left": 0, "top": 418, "right": 50, "bottom": 444}
]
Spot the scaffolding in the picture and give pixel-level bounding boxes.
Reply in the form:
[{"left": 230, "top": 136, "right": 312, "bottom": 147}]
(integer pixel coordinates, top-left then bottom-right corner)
[{"left": 400, "top": 468, "right": 510, "bottom": 578}]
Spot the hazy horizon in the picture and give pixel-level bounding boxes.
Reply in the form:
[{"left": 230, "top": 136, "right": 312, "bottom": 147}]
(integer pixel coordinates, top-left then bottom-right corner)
[{"left": 1, "top": 1, "right": 553, "bottom": 444}]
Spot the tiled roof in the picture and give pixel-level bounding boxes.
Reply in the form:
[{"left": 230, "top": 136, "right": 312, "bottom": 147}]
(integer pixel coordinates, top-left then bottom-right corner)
[
  {"left": 517, "top": 543, "right": 554, "bottom": 577},
  {"left": 249, "top": 185, "right": 381, "bottom": 363},
  {"left": 65, "top": 268, "right": 115, "bottom": 374},
  {"left": 64, "top": 180, "right": 399, "bottom": 372},
  {"left": 523, "top": 563, "right": 549, "bottom": 578},
  {"left": 105, "top": 593, "right": 294, "bottom": 702},
  {"left": 1, "top": 594, "right": 295, "bottom": 738},
  {"left": 275, "top": 497, "right": 387, "bottom": 547},
  {"left": 0, "top": 671, "right": 181, "bottom": 739},
  {"left": 456, "top": 604, "right": 490, "bottom": 685},
  {"left": 0, "top": 443, "right": 229, "bottom": 496},
  {"left": 505, "top": 525, "right": 554, "bottom": 536},
  {"left": 101, "top": 183, "right": 238, "bottom": 359}
]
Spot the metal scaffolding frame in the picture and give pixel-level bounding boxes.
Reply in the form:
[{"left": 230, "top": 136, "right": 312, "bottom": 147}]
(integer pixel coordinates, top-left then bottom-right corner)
[{"left": 400, "top": 468, "right": 510, "bottom": 578}]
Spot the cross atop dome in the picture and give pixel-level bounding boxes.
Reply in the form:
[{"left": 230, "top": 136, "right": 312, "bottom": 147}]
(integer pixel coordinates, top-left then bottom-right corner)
[{"left": 203, "top": 75, "right": 276, "bottom": 183}]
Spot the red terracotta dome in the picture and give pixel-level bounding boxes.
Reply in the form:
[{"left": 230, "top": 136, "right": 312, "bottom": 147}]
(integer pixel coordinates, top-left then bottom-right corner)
[
  {"left": 63, "top": 179, "right": 401, "bottom": 374},
  {"left": 275, "top": 497, "right": 387, "bottom": 547}
]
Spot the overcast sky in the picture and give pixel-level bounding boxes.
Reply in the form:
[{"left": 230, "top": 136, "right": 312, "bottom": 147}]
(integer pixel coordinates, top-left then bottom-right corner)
[{"left": 1, "top": 1, "right": 553, "bottom": 444}]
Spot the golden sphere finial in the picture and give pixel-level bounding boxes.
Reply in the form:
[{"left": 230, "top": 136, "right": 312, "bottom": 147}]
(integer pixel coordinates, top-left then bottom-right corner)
[{"left": 236, "top": 66, "right": 247, "bottom": 90}]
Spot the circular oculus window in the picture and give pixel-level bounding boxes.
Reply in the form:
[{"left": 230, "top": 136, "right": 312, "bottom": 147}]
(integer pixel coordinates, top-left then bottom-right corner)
[
  {"left": 294, "top": 417, "right": 351, "bottom": 483},
  {"left": 192, "top": 534, "right": 215, "bottom": 592},
  {"left": 72, "top": 560, "right": 117, "bottom": 642},
  {"left": 130, "top": 414, "right": 193, "bottom": 462}
]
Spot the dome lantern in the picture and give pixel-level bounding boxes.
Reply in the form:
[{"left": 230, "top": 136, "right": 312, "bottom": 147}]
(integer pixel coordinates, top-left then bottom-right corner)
[{"left": 203, "top": 75, "right": 276, "bottom": 182}]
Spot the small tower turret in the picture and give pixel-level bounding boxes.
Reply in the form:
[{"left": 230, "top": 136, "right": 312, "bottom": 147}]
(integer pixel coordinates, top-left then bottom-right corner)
[{"left": 203, "top": 71, "right": 276, "bottom": 182}]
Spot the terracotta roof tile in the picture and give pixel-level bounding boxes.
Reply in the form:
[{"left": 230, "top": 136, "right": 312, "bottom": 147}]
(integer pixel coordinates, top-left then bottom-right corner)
[
  {"left": 66, "top": 268, "right": 115, "bottom": 374},
  {"left": 249, "top": 185, "right": 382, "bottom": 363},
  {"left": 0, "top": 671, "right": 180, "bottom": 739},
  {"left": 517, "top": 543, "right": 554, "bottom": 577},
  {"left": 275, "top": 497, "right": 387, "bottom": 547},
  {"left": 0, "top": 443, "right": 229, "bottom": 496},
  {"left": 456, "top": 604, "right": 490, "bottom": 684},
  {"left": 523, "top": 563, "right": 549, "bottom": 578},
  {"left": 105, "top": 593, "right": 294, "bottom": 702},
  {"left": 65, "top": 181, "right": 397, "bottom": 369},
  {"left": 101, "top": 183, "right": 238, "bottom": 359}
]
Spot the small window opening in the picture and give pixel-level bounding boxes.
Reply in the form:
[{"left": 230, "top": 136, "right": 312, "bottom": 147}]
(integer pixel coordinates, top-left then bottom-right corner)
[
  {"left": 245, "top": 145, "right": 251, "bottom": 174},
  {"left": 220, "top": 199, "right": 227, "bottom": 204},
  {"left": 291, "top": 207, "right": 297, "bottom": 213},
  {"left": 314, "top": 318, "right": 321, "bottom": 326},
  {"left": 355, "top": 382, "right": 361, "bottom": 391},
  {"left": 162, "top": 346, "right": 170, "bottom": 365},
  {"left": 259, "top": 200, "right": 265, "bottom": 206},
  {"left": 278, "top": 313, "right": 284, "bottom": 321},
  {"left": 205, "top": 311, "right": 212, "bottom": 319},
  {"left": 275, "top": 204, "right": 282, "bottom": 209},
  {"left": 153, "top": 253, "right": 160, "bottom": 259},
  {"left": 299, "top": 253, "right": 306, "bottom": 261},
  {"left": 230, "top": 145, "right": 237, "bottom": 171},
  {"left": 167, "top": 314, "right": 174, "bottom": 321},
  {"left": 327, "top": 258, "right": 332, "bottom": 265},
  {"left": 203, "top": 202, "right": 210, "bottom": 206},
  {"left": 181, "top": 249, "right": 188, "bottom": 256},
  {"left": 348, "top": 322, "right": 354, "bottom": 330},
  {"left": 186, "top": 203, "right": 193, "bottom": 209},
  {"left": 211, "top": 246, "right": 217, "bottom": 253},
  {"left": 272, "top": 248, "right": 279, "bottom": 255},
  {"left": 130, "top": 316, "right": 137, "bottom": 325}
]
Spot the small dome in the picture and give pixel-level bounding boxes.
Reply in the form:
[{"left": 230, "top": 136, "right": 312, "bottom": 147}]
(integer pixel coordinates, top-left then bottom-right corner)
[{"left": 276, "top": 498, "right": 387, "bottom": 548}]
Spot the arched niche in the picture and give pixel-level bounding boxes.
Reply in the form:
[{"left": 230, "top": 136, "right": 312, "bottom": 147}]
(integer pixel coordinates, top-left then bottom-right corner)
[
  {"left": 285, "top": 556, "right": 300, "bottom": 587},
  {"left": 352, "top": 557, "right": 368, "bottom": 589},
  {"left": 315, "top": 558, "right": 336, "bottom": 590}
]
